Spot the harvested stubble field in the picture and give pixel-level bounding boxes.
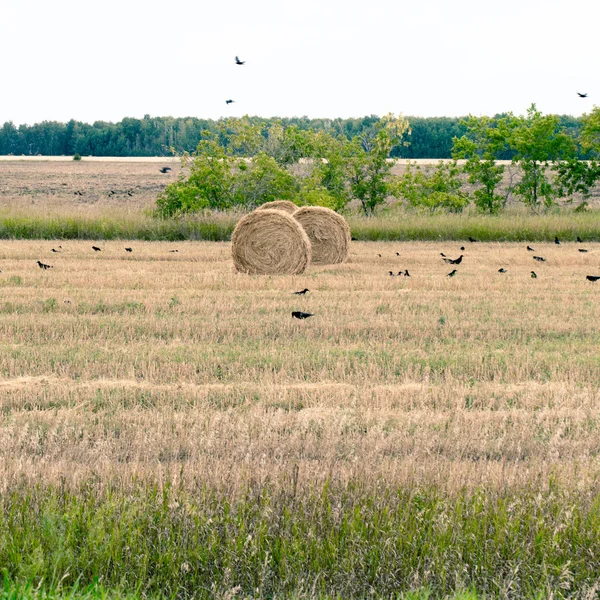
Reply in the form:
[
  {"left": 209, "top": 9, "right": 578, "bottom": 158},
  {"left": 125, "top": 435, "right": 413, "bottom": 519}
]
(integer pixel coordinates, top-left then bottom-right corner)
[{"left": 2, "top": 238, "right": 600, "bottom": 598}]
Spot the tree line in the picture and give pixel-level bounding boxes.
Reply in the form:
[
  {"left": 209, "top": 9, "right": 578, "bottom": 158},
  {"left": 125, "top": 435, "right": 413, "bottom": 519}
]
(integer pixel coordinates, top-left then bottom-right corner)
[
  {"left": 0, "top": 113, "right": 585, "bottom": 159},
  {"left": 156, "top": 105, "right": 600, "bottom": 217}
]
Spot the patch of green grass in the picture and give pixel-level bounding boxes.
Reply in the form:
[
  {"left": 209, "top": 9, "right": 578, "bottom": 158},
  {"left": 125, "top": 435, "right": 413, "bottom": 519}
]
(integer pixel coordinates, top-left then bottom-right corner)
[{"left": 1, "top": 483, "right": 599, "bottom": 599}]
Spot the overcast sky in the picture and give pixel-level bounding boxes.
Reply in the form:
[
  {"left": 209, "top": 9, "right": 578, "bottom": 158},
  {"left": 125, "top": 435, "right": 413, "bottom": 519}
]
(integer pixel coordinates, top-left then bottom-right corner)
[{"left": 2, "top": 0, "right": 598, "bottom": 125}]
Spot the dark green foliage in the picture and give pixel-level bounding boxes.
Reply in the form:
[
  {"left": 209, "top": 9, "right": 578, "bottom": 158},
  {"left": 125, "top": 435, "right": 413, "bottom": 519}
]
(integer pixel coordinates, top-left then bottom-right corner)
[
  {"left": 72, "top": 153, "right": 81, "bottom": 161},
  {"left": 1, "top": 483, "right": 600, "bottom": 598}
]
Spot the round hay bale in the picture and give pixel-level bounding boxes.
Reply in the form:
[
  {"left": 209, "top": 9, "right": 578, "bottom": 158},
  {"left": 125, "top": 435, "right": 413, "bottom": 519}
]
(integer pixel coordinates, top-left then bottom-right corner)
[
  {"left": 255, "top": 200, "right": 298, "bottom": 214},
  {"left": 232, "top": 209, "right": 311, "bottom": 275},
  {"left": 293, "top": 206, "right": 351, "bottom": 265}
]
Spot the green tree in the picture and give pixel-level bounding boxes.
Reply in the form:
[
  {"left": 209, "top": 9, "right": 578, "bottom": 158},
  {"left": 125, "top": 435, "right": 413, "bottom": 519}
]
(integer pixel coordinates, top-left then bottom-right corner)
[
  {"left": 507, "top": 104, "right": 576, "bottom": 209},
  {"left": 452, "top": 115, "right": 509, "bottom": 213}
]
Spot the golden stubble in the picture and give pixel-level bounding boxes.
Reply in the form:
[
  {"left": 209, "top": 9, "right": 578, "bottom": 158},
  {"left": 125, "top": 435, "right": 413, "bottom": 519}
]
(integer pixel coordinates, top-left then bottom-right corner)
[{"left": 0, "top": 240, "right": 599, "bottom": 495}]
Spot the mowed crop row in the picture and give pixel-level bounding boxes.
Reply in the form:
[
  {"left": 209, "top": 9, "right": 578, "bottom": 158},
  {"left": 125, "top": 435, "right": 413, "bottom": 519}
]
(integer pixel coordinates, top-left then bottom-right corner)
[{"left": 0, "top": 240, "right": 599, "bottom": 495}]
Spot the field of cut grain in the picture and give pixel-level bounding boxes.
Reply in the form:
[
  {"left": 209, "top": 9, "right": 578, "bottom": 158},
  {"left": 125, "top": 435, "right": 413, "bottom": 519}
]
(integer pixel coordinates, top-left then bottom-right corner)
[{"left": 2, "top": 239, "right": 600, "bottom": 597}]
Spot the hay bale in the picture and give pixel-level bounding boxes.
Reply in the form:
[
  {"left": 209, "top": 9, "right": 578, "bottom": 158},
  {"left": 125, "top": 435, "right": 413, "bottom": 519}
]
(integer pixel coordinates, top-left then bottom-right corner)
[
  {"left": 255, "top": 200, "right": 298, "bottom": 214},
  {"left": 232, "top": 209, "right": 311, "bottom": 275},
  {"left": 293, "top": 206, "right": 351, "bottom": 265}
]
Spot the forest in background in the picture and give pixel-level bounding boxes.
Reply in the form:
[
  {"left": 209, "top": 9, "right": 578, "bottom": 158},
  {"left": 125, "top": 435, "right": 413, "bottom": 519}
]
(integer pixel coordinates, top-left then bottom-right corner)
[{"left": 0, "top": 113, "right": 585, "bottom": 159}]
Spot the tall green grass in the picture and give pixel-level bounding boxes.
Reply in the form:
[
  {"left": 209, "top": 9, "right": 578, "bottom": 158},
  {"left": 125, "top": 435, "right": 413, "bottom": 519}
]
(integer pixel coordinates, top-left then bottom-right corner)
[
  {"left": 1, "top": 482, "right": 599, "bottom": 599},
  {"left": 1, "top": 207, "right": 600, "bottom": 242}
]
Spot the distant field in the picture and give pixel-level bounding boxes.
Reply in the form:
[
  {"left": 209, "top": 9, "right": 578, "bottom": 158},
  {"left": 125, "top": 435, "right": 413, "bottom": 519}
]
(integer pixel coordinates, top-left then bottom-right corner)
[{"left": 1, "top": 240, "right": 600, "bottom": 597}]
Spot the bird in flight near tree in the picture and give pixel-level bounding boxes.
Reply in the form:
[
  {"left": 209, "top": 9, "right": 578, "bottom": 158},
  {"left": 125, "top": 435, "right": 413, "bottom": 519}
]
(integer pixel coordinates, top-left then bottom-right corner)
[
  {"left": 159, "top": 167, "right": 172, "bottom": 173},
  {"left": 578, "top": 92, "right": 588, "bottom": 98},
  {"left": 235, "top": 56, "right": 245, "bottom": 65},
  {"left": 226, "top": 99, "right": 235, "bottom": 105}
]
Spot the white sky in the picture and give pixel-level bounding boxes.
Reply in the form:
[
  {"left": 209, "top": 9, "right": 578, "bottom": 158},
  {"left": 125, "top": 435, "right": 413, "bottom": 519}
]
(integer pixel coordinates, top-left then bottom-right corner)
[{"left": 1, "top": 0, "right": 598, "bottom": 125}]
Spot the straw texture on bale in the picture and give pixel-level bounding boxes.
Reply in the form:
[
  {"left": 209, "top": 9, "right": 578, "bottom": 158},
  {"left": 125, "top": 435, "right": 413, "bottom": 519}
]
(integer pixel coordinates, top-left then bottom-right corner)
[
  {"left": 255, "top": 200, "right": 298, "bottom": 214},
  {"left": 293, "top": 206, "right": 351, "bottom": 265},
  {"left": 232, "top": 209, "right": 311, "bottom": 275}
]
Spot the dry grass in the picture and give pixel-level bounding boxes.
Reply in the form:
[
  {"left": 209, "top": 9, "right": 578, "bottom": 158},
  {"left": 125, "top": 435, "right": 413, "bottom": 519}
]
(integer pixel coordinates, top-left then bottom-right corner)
[{"left": 1, "top": 240, "right": 599, "bottom": 495}]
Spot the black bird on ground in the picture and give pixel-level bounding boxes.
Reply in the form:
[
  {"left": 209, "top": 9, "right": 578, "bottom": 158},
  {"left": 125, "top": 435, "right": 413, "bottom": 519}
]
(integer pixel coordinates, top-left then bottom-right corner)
[
  {"left": 159, "top": 167, "right": 172, "bottom": 173},
  {"left": 460, "top": 246, "right": 465, "bottom": 251},
  {"left": 579, "top": 249, "right": 588, "bottom": 253},
  {"left": 292, "top": 311, "right": 314, "bottom": 320},
  {"left": 586, "top": 275, "right": 600, "bottom": 282},
  {"left": 293, "top": 288, "right": 310, "bottom": 295},
  {"left": 527, "top": 246, "right": 535, "bottom": 251},
  {"left": 37, "top": 261, "right": 52, "bottom": 270},
  {"left": 447, "top": 270, "right": 457, "bottom": 277},
  {"left": 533, "top": 256, "right": 546, "bottom": 262},
  {"left": 389, "top": 271, "right": 395, "bottom": 276},
  {"left": 404, "top": 269, "right": 410, "bottom": 277},
  {"left": 443, "top": 255, "right": 463, "bottom": 265},
  {"left": 396, "top": 252, "right": 400, "bottom": 256},
  {"left": 351, "top": 237, "right": 358, "bottom": 241},
  {"left": 92, "top": 246, "right": 101, "bottom": 252},
  {"left": 440, "top": 253, "right": 446, "bottom": 258},
  {"left": 531, "top": 271, "right": 538, "bottom": 278},
  {"left": 51, "top": 248, "right": 60, "bottom": 253},
  {"left": 378, "top": 254, "right": 382, "bottom": 257},
  {"left": 578, "top": 93, "right": 588, "bottom": 98},
  {"left": 555, "top": 236, "right": 561, "bottom": 245},
  {"left": 125, "top": 247, "right": 133, "bottom": 252},
  {"left": 498, "top": 268, "right": 507, "bottom": 273},
  {"left": 235, "top": 56, "right": 245, "bottom": 65},
  {"left": 469, "top": 237, "right": 477, "bottom": 243},
  {"left": 577, "top": 236, "right": 583, "bottom": 243}
]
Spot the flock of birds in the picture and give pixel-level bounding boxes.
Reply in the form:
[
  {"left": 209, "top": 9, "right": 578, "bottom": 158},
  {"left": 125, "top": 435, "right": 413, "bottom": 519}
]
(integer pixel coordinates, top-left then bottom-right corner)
[{"left": 224, "top": 56, "right": 246, "bottom": 106}]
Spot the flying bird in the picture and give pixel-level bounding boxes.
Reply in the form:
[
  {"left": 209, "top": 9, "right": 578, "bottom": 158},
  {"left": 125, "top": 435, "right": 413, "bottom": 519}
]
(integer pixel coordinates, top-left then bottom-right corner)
[
  {"left": 404, "top": 269, "right": 410, "bottom": 277},
  {"left": 533, "top": 256, "right": 546, "bottom": 262},
  {"left": 92, "top": 246, "right": 101, "bottom": 252},
  {"left": 447, "top": 270, "right": 457, "bottom": 277},
  {"left": 578, "top": 93, "right": 588, "bottom": 98},
  {"left": 125, "top": 247, "right": 133, "bottom": 252},
  {"left": 292, "top": 311, "right": 314, "bottom": 320},
  {"left": 498, "top": 268, "right": 507, "bottom": 273},
  {"left": 531, "top": 271, "right": 537, "bottom": 278},
  {"left": 225, "top": 99, "right": 235, "bottom": 105},
  {"left": 586, "top": 275, "right": 600, "bottom": 282},
  {"left": 37, "top": 261, "right": 52, "bottom": 270},
  {"left": 443, "top": 255, "right": 463, "bottom": 265},
  {"left": 235, "top": 56, "right": 245, "bottom": 65},
  {"left": 527, "top": 246, "right": 535, "bottom": 251},
  {"left": 555, "top": 236, "right": 561, "bottom": 245},
  {"left": 293, "top": 288, "right": 310, "bottom": 295},
  {"left": 159, "top": 167, "right": 172, "bottom": 173}
]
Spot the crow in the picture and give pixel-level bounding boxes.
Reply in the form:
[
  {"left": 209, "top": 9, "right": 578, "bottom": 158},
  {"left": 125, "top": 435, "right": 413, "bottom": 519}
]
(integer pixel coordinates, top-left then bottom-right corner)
[
  {"left": 92, "top": 246, "right": 101, "bottom": 252},
  {"left": 447, "top": 269, "right": 457, "bottom": 277},
  {"left": 235, "top": 56, "right": 245, "bottom": 65},
  {"left": 351, "top": 237, "right": 358, "bottom": 241},
  {"left": 469, "top": 237, "right": 477, "bottom": 242},
  {"left": 37, "top": 260, "right": 52, "bottom": 270},
  {"left": 443, "top": 255, "right": 463, "bottom": 265},
  {"left": 460, "top": 246, "right": 465, "bottom": 251},
  {"left": 51, "top": 248, "right": 60, "bottom": 253},
  {"left": 159, "top": 167, "right": 172, "bottom": 173},
  {"left": 578, "top": 249, "right": 588, "bottom": 253},
  {"left": 533, "top": 256, "right": 546, "bottom": 262},
  {"left": 404, "top": 269, "right": 410, "bottom": 277},
  {"left": 293, "top": 288, "right": 310, "bottom": 295},
  {"left": 225, "top": 99, "right": 235, "bottom": 104},
  {"left": 555, "top": 236, "right": 561, "bottom": 245},
  {"left": 397, "top": 271, "right": 403, "bottom": 276},
  {"left": 396, "top": 252, "right": 400, "bottom": 256},
  {"left": 578, "top": 93, "right": 588, "bottom": 98},
  {"left": 586, "top": 275, "right": 600, "bottom": 282},
  {"left": 498, "top": 268, "right": 507, "bottom": 273},
  {"left": 292, "top": 311, "right": 314, "bottom": 320},
  {"left": 389, "top": 271, "right": 395, "bottom": 276},
  {"left": 531, "top": 271, "right": 537, "bottom": 278},
  {"left": 577, "top": 236, "right": 583, "bottom": 243},
  {"left": 440, "top": 253, "right": 446, "bottom": 258},
  {"left": 527, "top": 246, "right": 535, "bottom": 251},
  {"left": 125, "top": 247, "right": 133, "bottom": 252}
]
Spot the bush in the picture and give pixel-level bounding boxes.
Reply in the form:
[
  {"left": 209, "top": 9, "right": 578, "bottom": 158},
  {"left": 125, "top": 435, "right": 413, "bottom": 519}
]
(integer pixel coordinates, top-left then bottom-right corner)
[{"left": 72, "top": 153, "right": 81, "bottom": 161}]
